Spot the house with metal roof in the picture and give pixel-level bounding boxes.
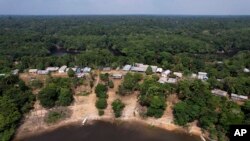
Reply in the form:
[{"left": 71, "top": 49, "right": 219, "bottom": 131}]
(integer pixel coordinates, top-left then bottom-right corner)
[
  {"left": 156, "top": 68, "right": 163, "bottom": 73},
  {"left": 29, "top": 69, "right": 38, "bottom": 73},
  {"left": 198, "top": 72, "right": 208, "bottom": 80},
  {"left": 46, "top": 67, "right": 59, "bottom": 72},
  {"left": 111, "top": 73, "right": 123, "bottom": 79},
  {"left": 211, "top": 89, "right": 228, "bottom": 97},
  {"left": 58, "top": 65, "right": 67, "bottom": 73},
  {"left": 161, "top": 70, "right": 171, "bottom": 77},
  {"left": 244, "top": 68, "right": 250, "bottom": 73},
  {"left": 158, "top": 77, "right": 167, "bottom": 84},
  {"left": 231, "top": 93, "right": 248, "bottom": 101},
  {"left": 103, "top": 67, "right": 111, "bottom": 71},
  {"left": 173, "top": 72, "right": 183, "bottom": 78},
  {"left": 122, "top": 65, "right": 132, "bottom": 71},
  {"left": 83, "top": 67, "right": 92, "bottom": 73},
  {"left": 37, "top": 70, "right": 49, "bottom": 75},
  {"left": 12, "top": 69, "right": 19, "bottom": 75},
  {"left": 166, "top": 78, "right": 177, "bottom": 84}
]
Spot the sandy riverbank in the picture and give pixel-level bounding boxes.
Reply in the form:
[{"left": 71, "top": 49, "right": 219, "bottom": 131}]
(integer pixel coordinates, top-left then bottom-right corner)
[{"left": 15, "top": 71, "right": 203, "bottom": 140}]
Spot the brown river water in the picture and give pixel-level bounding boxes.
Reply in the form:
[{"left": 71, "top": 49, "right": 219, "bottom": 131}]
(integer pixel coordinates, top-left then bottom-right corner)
[{"left": 16, "top": 121, "right": 201, "bottom": 141}]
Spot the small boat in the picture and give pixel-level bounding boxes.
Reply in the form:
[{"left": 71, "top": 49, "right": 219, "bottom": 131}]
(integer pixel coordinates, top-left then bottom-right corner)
[
  {"left": 82, "top": 117, "right": 88, "bottom": 125},
  {"left": 200, "top": 135, "right": 206, "bottom": 141}
]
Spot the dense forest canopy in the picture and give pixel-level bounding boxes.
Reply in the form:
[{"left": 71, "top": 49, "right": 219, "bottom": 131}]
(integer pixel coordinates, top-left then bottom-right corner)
[
  {"left": 0, "top": 16, "right": 249, "bottom": 72},
  {"left": 0, "top": 16, "right": 249, "bottom": 141}
]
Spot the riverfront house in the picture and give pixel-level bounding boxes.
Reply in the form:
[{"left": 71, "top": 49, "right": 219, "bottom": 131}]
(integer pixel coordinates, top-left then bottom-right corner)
[
  {"left": 231, "top": 93, "right": 248, "bottom": 101},
  {"left": 29, "top": 69, "right": 38, "bottom": 73},
  {"left": 198, "top": 72, "right": 208, "bottom": 80},
  {"left": 59, "top": 65, "right": 67, "bottom": 73},
  {"left": 211, "top": 89, "right": 228, "bottom": 97}
]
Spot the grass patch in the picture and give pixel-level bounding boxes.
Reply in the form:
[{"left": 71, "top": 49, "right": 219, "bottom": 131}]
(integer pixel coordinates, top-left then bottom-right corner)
[{"left": 44, "top": 107, "right": 71, "bottom": 124}]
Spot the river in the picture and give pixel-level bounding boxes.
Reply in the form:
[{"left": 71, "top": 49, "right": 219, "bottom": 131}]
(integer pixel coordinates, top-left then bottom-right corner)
[{"left": 16, "top": 121, "right": 201, "bottom": 141}]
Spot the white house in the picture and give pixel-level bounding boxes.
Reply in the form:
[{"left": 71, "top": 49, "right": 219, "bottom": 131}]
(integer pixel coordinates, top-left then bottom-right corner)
[
  {"left": 112, "top": 73, "right": 123, "bottom": 79},
  {"left": 156, "top": 68, "right": 163, "bottom": 73},
  {"left": 162, "top": 70, "right": 171, "bottom": 77},
  {"left": 66, "top": 67, "right": 77, "bottom": 72},
  {"left": 211, "top": 89, "right": 228, "bottom": 97},
  {"left": 12, "top": 69, "right": 19, "bottom": 75},
  {"left": 166, "top": 78, "right": 177, "bottom": 84},
  {"left": 158, "top": 77, "right": 167, "bottom": 84},
  {"left": 77, "top": 73, "right": 85, "bottom": 78},
  {"left": 231, "top": 94, "right": 248, "bottom": 101},
  {"left": 37, "top": 70, "right": 49, "bottom": 75},
  {"left": 46, "top": 67, "right": 59, "bottom": 72},
  {"left": 131, "top": 63, "right": 148, "bottom": 72},
  {"left": 122, "top": 65, "right": 132, "bottom": 71},
  {"left": 191, "top": 73, "right": 197, "bottom": 78},
  {"left": 198, "top": 72, "right": 208, "bottom": 80},
  {"left": 151, "top": 66, "right": 158, "bottom": 73},
  {"left": 158, "top": 77, "right": 177, "bottom": 84},
  {"left": 244, "top": 68, "right": 250, "bottom": 73},
  {"left": 173, "top": 72, "right": 183, "bottom": 78},
  {"left": 103, "top": 67, "right": 111, "bottom": 71},
  {"left": 83, "top": 67, "right": 92, "bottom": 73},
  {"left": 58, "top": 65, "right": 67, "bottom": 73},
  {"left": 29, "top": 69, "right": 38, "bottom": 73}
]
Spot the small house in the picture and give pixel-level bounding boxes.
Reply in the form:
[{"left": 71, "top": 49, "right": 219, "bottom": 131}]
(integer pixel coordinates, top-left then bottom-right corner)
[
  {"left": 131, "top": 66, "right": 146, "bottom": 72},
  {"left": 66, "top": 67, "right": 77, "bottom": 72},
  {"left": 58, "top": 65, "right": 67, "bottom": 73},
  {"left": 166, "top": 78, "right": 177, "bottom": 84},
  {"left": 77, "top": 73, "right": 85, "bottom": 78},
  {"left": 244, "top": 68, "right": 250, "bottom": 73},
  {"left": 83, "top": 67, "right": 91, "bottom": 73},
  {"left": 156, "top": 68, "right": 163, "bottom": 73},
  {"left": 198, "top": 72, "right": 208, "bottom": 80},
  {"left": 173, "top": 72, "right": 183, "bottom": 78},
  {"left": 131, "top": 63, "right": 153, "bottom": 73},
  {"left": 103, "top": 67, "right": 111, "bottom": 71},
  {"left": 46, "top": 67, "right": 59, "bottom": 72},
  {"left": 211, "top": 89, "right": 228, "bottom": 97},
  {"left": 151, "top": 66, "right": 158, "bottom": 73},
  {"left": 112, "top": 73, "right": 123, "bottom": 79},
  {"left": 162, "top": 70, "right": 171, "bottom": 77},
  {"left": 75, "top": 68, "right": 81, "bottom": 74},
  {"left": 37, "top": 70, "right": 49, "bottom": 75},
  {"left": 29, "top": 69, "right": 38, "bottom": 73},
  {"left": 191, "top": 73, "right": 197, "bottom": 78},
  {"left": 158, "top": 77, "right": 177, "bottom": 84},
  {"left": 12, "top": 69, "right": 19, "bottom": 75},
  {"left": 158, "top": 77, "right": 167, "bottom": 84},
  {"left": 231, "top": 94, "right": 248, "bottom": 101},
  {"left": 122, "top": 65, "right": 132, "bottom": 71}
]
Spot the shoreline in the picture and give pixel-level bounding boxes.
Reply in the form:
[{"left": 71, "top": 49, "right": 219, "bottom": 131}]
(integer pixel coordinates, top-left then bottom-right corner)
[{"left": 14, "top": 116, "right": 202, "bottom": 140}]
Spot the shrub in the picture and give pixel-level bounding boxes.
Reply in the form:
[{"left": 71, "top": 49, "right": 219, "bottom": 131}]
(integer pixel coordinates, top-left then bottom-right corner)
[
  {"left": 98, "top": 110, "right": 104, "bottom": 116},
  {"left": 96, "top": 98, "right": 107, "bottom": 109},
  {"left": 112, "top": 99, "right": 125, "bottom": 118},
  {"left": 67, "top": 68, "right": 75, "bottom": 77},
  {"left": 45, "top": 111, "right": 66, "bottom": 124},
  {"left": 29, "top": 79, "right": 43, "bottom": 89},
  {"left": 108, "top": 80, "right": 114, "bottom": 88}
]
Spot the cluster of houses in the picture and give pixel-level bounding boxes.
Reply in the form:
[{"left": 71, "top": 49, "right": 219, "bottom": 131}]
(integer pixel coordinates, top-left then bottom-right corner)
[
  {"left": 28, "top": 66, "right": 92, "bottom": 78},
  {"left": 122, "top": 63, "right": 208, "bottom": 84},
  {"left": 211, "top": 89, "right": 249, "bottom": 102}
]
